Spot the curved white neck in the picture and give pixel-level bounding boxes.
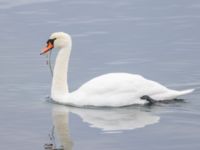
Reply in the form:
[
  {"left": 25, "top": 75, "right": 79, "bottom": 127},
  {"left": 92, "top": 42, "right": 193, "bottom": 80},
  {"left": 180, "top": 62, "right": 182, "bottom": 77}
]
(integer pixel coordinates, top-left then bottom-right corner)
[{"left": 51, "top": 44, "right": 71, "bottom": 97}]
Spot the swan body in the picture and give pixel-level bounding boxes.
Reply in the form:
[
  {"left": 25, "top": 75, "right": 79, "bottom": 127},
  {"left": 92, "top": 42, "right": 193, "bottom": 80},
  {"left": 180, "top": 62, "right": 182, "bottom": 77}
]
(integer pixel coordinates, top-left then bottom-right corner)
[{"left": 41, "top": 32, "right": 194, "bottom": 107}]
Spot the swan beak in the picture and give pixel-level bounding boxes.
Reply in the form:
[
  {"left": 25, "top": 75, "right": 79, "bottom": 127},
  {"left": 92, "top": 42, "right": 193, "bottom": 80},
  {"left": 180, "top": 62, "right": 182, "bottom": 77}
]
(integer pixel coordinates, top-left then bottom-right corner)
[{"left": 40, "top": 42, "right": 54, "bottom": 55}]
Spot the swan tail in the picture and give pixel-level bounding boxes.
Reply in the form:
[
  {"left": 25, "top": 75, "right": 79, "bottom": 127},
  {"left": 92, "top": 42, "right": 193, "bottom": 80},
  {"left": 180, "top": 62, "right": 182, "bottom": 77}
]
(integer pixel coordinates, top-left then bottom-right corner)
[
  {"left": 177, "top": 89, "right": 195, "bottom": 96},
  {"left": 170, "top": 89, "right": 195, "bottom": 99},
  {"left": 157, "top": 89, "right": 195, "bottom": 100}
]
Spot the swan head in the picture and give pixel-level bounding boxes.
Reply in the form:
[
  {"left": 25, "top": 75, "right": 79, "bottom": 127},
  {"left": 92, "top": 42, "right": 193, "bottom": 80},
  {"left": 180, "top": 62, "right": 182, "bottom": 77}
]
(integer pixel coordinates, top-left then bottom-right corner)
[{"left": 40, "top": 32, "right": 71, "bottom": 55}]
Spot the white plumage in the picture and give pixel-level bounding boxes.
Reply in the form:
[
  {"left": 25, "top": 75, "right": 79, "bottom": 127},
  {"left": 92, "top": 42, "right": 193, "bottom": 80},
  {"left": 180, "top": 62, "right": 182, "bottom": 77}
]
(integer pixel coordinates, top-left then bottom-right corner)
[{"left": 41, "top": 32, "right": 194, "bottom": 107}]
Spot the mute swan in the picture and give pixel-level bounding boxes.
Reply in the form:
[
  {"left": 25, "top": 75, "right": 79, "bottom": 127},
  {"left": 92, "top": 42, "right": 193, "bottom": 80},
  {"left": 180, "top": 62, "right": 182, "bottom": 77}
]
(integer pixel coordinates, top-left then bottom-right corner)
[{"left": 41, "top": 32, "right": 194, "bottom": 107}]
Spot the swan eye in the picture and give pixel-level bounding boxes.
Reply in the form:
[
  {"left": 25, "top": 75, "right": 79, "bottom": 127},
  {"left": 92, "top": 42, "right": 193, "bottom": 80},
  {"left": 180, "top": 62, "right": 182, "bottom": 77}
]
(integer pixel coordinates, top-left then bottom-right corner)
[{"left": 47, "top": 38, "right": 56, "bottom": 45}]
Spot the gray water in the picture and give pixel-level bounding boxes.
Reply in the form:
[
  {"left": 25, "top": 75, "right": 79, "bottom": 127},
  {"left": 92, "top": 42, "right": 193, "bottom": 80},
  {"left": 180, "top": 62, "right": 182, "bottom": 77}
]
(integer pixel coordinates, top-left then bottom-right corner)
[{"left": 0, "top": 0, "right": 200, "bottom": 149}]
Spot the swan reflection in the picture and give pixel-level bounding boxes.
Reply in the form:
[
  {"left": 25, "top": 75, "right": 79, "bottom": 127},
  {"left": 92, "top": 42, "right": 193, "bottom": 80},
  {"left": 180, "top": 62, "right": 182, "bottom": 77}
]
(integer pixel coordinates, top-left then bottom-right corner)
[{"left": 46, "top": 105, "right": 160, "bottom": 149}]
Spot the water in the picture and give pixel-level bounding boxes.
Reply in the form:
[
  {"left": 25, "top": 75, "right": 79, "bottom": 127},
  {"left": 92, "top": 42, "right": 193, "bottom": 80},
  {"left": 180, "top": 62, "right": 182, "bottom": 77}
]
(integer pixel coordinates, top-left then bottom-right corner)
[{"left": 0, "top": 0, "right": 200, "bottom": 149}]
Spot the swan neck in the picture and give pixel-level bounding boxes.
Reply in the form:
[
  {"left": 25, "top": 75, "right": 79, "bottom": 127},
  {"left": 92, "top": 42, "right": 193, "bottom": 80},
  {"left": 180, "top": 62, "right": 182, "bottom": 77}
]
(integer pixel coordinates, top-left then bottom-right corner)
[{"left": 51, "top": 44, "right": 71, "bottom": 97}]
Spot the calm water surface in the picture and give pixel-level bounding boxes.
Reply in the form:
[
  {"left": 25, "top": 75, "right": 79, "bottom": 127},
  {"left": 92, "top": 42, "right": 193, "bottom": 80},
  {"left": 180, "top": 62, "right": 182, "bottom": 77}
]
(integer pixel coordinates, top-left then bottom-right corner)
[{"left": 0, "top": 0, "right": 200, "bottom": 149}]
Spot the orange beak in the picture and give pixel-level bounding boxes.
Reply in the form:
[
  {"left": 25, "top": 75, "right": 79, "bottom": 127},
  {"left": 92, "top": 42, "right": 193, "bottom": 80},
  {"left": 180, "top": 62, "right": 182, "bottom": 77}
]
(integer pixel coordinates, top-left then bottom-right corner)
[{"left": 40, "top": 42, "right": 54, "bottom": 55}]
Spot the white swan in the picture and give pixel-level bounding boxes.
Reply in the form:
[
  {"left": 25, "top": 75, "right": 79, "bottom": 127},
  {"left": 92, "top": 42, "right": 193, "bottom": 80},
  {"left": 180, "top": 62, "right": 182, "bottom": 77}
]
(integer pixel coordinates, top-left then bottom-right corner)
[{"left": 41, "top": 32, "right": 194, "bottom": 107}]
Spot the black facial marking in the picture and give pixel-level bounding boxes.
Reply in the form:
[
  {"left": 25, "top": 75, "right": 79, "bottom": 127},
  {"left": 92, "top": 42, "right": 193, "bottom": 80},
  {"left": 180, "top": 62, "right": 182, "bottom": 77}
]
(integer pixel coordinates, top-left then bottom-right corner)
[{"left": 46, "top": 38, "right": 56, "bottom": 45}]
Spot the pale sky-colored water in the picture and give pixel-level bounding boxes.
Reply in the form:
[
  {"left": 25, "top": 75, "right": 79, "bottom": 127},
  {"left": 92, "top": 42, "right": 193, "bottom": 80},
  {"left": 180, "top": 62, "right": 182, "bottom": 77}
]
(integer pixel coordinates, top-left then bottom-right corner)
[{"left": 0, "top": 0, "right": 200, "bottom": 149}]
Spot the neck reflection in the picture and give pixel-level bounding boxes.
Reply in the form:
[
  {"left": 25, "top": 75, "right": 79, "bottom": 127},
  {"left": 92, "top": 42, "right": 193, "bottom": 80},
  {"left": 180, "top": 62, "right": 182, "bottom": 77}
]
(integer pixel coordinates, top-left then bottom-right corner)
[{"left": 45, "top": 105, "right": 160, "bottom": 149}]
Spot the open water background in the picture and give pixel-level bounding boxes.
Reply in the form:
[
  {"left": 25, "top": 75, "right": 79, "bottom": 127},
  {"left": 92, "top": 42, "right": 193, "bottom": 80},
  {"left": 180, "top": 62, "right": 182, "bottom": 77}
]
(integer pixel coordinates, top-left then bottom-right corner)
[{"left": 0, "top": 0, "right": 200, "bottom": 149}]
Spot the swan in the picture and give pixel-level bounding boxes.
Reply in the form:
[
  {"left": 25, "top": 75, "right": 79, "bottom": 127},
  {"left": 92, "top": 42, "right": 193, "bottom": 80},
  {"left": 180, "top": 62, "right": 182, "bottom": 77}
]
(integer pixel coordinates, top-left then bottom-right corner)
[{"left": 41, "top": 32, "right": 194, "bottom": 107}]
